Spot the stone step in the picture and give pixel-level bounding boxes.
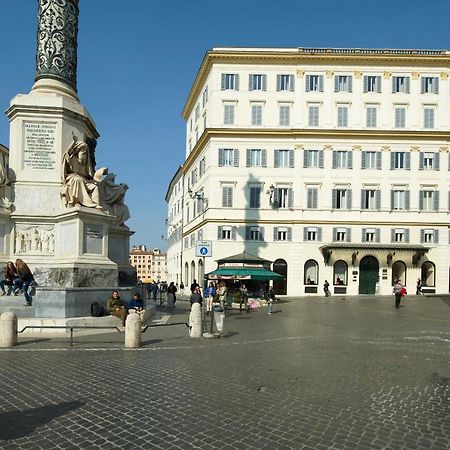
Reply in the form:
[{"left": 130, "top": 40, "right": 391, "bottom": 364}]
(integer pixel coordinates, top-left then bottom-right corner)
[
  {"left": 0, "top": 296, "right": 30, "bottom": 308},
  {"left": 0, "top": 305, "right": 35, "bottom": 318}
]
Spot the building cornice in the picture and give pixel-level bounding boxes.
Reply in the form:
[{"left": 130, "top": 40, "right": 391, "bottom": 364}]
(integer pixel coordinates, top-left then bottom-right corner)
[
  {"left": 182, "top": 48, "right": 450, "bottom": 119},
  {"left": 182, "top": 128, "right": 450, "bottom": 173}
]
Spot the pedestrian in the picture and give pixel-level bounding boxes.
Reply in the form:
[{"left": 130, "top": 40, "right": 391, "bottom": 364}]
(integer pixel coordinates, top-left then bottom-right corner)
[
  {"left": 13, "top": 259, "right": 34, "bottom": 306},
  {"left": 0, "top": 261, "right": 19, "bottom": 296},
  {"left": 267, "top": 286, "right": 276, "bottom": 315},
  {"left": 190, "top": 279, "right": 199, "bottom": 294},
  {"left": 217, "top": 282, "right": 228, "bottom": 310},
  {"left": 204, "top": 282, "right": 216, "bottom": 314},
  {"left": 323, "top": 280, "right": 330, "bottom": 297},
  {"left": 106, "top": 290, "right": 128, "bottom": 325},
  {"left": 393, "top": 279, "right": 404, "bottom": 309},
  {"left": 151, "top": 281, "right": 158, "bottom": 301},
  {"left": 239, "top": 284, "right": 249, "bottom": 312},
  {"left": 180, "top": 281, "right": 185, "bottom": 296},
  {"left": 128, "top": 292, "right": 144, "bottom": 313},
  {"left": 190, "top": 286, "right": 203, "bottom": 308},
  {"left": 167, "top": 281, "right": 177, "bottom": 308},
  {"left": 416, "top": 278, "right": 423, "bottom": 295}
]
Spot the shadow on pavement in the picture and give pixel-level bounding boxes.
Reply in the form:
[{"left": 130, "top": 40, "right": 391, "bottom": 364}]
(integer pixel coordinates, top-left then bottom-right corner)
[{"left": 0, "top": 400, "right": 84, "bottom": 441}]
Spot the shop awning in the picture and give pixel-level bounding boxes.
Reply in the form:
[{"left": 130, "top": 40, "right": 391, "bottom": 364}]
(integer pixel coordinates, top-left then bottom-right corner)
[{"left": 206, "top": 267, "right": 284, "bottom": 281}]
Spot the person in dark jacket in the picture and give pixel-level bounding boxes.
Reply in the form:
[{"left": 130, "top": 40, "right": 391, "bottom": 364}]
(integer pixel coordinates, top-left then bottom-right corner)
[
  {"left": 0, "top": 261, "right": 19, "bottom": 296},
  {"left": 128, "top": 292, "right": 144, "bottom": 312},
  {"left": 190, "top": 287, "right": 203, "bottom": 308},
  {"left": 106, "top": 290, "right": 127, "bottom": 325},
  {"left": 13, "top": 259, "right": 34, "bottom": 306},
  {"left": 167, "top": 281, "right": 177, "bottom": 308}
]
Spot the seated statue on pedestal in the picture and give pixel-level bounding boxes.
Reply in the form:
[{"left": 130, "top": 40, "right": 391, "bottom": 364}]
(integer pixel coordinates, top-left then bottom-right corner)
[{"left": 60, "top": 138, "right": 130, "bottom": 226}]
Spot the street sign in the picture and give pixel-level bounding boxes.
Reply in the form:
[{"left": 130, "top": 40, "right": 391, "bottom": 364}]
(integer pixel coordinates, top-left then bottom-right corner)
[{"left": 196, "top": 240, "right": 212, "bottom": 257}]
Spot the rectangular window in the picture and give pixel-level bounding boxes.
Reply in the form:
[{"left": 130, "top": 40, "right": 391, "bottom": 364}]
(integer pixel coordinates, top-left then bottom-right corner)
[
  {"left": 366, "top": 107, "right": 377, "bottom": 128},
  {"left": 276, "top": 227, "right": 288, "bottom": 241},
  {"left": 273, "top": 188, "right": 291, "bottom": 209},
  {"left": 362, "top": 189, "right": 378, "bottom": 210},
  {"left": 337, "top": 106, "right": 348, "bottom": 127},
  {"left": 305, "top": 227, "right": 319, "bottom": 241},
  {"left": 421, "top": 190, "right": 436, "bottom": 211},
  {"left": 392, "top": 190, "right": 406, "bottom": 210},
  {"left": 275, "top": 149, "right": 292, "bottom": 168},
  {"left": 279, "top": 105, "right": 290, "bottom": 126},
  {"left": 249, "top": 149, "right": 262, "bottom": 167},
  {"left": 364, "top": 228, "right": 376, "bottom": 242},
  {"left": 364, "top": 75, "right": 381, "bottom": 93},
  {"left": 249, "top": 74, "right": 266, "bottom": 91},
  {"left": 220, "top": 148, "right": 235, "bottom": 166},
  {"left": 306, "top": 74, "right": 323, "bottom": 92},
  {"left": 199, "top": 158, "right": 205, "bottom": 176},
  {"left": 335, "top": 228, "right": 347, "bottom": 242},
  {"left": 308, "top": 105, "right": 319, "bottom": 127},
  {"left": 251, "top": 104, "right": 262, "bottom": 125},
  {"left": 424, "top": 107, "right": 435, "bottom": 129},
  {"left": 421, "top": 76, "right": 439, "bottom": 94},
  {"left": 249, "top": 186, "right": 261, "bottom": 208},
  {"left": 246, "top": 226, "right": 263, "bottom": 241},
  {"left": 422, "top": 229, "right": 435, "bottom": 243},
  {"left": 307, "top": 187, "right": 318, "bottom": 209},
  {"left": 392, "top": 76, "right": 410, "bottom": 93},
  {"left": 423, "top": 152, "right": 434, "bottom": 170},
  {"left": 392, "top": 228, "right": 408, "bottom": 243},
  {"left": 304, "top": 149, "right": 321, "bottom": 168},
  {"left": 202, "top": 86, "right": 208, "bottom": 106},
  {"left": 220, "top": 226, "right": 233, "bottom": 240},
  {"left": 221, "top": 73, "right": 239, "bottom": 90},
  {"left": 392, "top": 152, "right": 406, "bottom": 169},
  {"left": 394, "top": 107, "right": 406, "bottom": 128},
  {"left": 335, "top": 75, "right": 352, "bottom": 92},
  {"left": 223, "top": 104, "right": 235, "bottom": 125},
  {"left": 334, "top": 189, "right": 348, "bottom": 209},
  {"left": 277, "top": 74, "right": 294, "bottom": 91},
  {"left": 334, "top": 151, "right": 348, "bottom": 169},
  {"left": 222, "top": 186, "right": 233, "bottom": 208},
  {"left": 362, "top": 151, "right": 379, "bottom": 169}
]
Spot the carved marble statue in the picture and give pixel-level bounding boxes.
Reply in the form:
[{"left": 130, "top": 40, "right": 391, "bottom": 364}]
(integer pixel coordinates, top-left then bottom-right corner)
[
  {"left": 99, "top": 172, "right": 130, "bottom": 226},
  {"left": 15, "top": 225, "right": 55, "bottom": 254}
]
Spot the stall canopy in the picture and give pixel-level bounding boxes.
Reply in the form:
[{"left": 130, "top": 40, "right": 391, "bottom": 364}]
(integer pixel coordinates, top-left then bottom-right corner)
[{"left": 205, "top": 251, "right": 284, "bottom": 280}]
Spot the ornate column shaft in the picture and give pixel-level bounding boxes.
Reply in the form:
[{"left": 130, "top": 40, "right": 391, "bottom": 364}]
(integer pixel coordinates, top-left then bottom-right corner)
[{"left": 34, "top": 0, "right": 79, "bottom": 92}]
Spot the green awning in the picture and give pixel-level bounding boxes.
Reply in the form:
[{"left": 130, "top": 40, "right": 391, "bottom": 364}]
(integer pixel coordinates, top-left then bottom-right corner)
[{"left": 206, "top": 267, "right": 284, "bottom": 281}]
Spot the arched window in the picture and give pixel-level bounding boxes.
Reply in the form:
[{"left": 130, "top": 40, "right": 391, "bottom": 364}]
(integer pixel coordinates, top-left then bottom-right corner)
[
  {"left": 333, "top": 260, "right": 348, "bottom": 285},
  {"left": 421, "top": 261, "right": 435, "bottom": 287},
  {"left": 184, "top": 262, "right": 189, "bottom": 285},
  {"left": 391, "top": 260, "right": 406, "bottom": 285},
  {"left": 304, "top": 259, "right": 318, "bottom": 285}
]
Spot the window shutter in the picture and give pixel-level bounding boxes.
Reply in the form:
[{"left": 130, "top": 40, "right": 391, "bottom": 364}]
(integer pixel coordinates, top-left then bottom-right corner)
[
  {"left": 289, "top": 149, "right": 294, "bottom": 168},
  {"left": 235, "top": 74, "right": 239, "bottom": 91},
  {"left": 318, "top": 227, "right": 322, "bottom": 241},
  {"left": 434, "top": 191, "right": 439, "bottom": 211},
  {"left": 313, "top": 75, "right": 321, "bottom": 92},
  {"left": 221, "top": 74, "right": 226, "bottom": 90},
  {"left": 348, "top": 151, "right": 353, "bottom": 169},
  {"left": 376, "top": 152, "right": 382, "bottom": 170},
  {"left": 434, "top": 229, "right": 439, "bottom": 243},
  {"left": 248, "top": 75, "right": 253, "bottom": 91},
  {"left": 346, "top": 228, "right": 351, "bottom": 242},
  {"left": 390, "top": 190, "right": 394, "bottom": 210},
  {"left": 276, "top": 75, "right": 281, "bottom": 91},
  {"left": 274, "top": 149, "right": 279, "bottom": 168},
  {"left": 218, "top": 226, "right": 223, "bottom": 240},
  {"left": 392, "top": 77, "right": 396, "bottom": 93},
  {"left": 289, "top": 75, "right": 295, "bottom": 91},
  {"left": 287, "top": 227, "right": 292, "bottom": 241},
  {"left": 234, "top": 149, "right": 239, "bottom": 167},
  {"left": 334, "top": 76, "right": 339, "bottom": 92},
  {"left": 227, "top": 187, "right": 233, "bottom": 207},
  {"left": 419, "top": 191, "right": 424, "bottom": 210},
  {"left": 218, "top": 148, "right": 224, "bottom": 166},
  {"left": 405, "top": 191, "right": 410, "bottom": 210},
  {"left": 261, "top": 149, "right": 267, "bottom": 167},
  {"left": 319, "top": 150, "right": 324, "bottom": 168},
  {"left": 433, "top": 77, "right": 439, "bottom": 94},
  {"left": 362, "top": 228, "right": 366, "bottom": 242},
  {"left": 230, "top": 226, "right": 236, "bottom": 240},
  {"left": 246, "top": 149, "right": 251, "bottom": 167},
  {"left": 273, "top": 189, "right": 280, "bottom": 208},
  {"left": 390, "top": 152, "right": 395, "bottom": 169},
  {"left": 363, "top": 76, "right": 368, "bottom": 93},
  {"left": 361, "top": 190, "right": 365, "bottom": 209},
  {"left": 245, "top": 226, "right": 250, "bottom": 240},
  {"left": 308, "top": 107, "right": 314, "bottom": 126},
  {"left": 262, "top": 74, "right": 267, "bottom": 91},
  {"left": 273, "top": 227, "right": 278, "bottom": 241},
  {"left": 361, "top": 151, "right": 366, "bottom": 169},
  {"left": 376, "top": 190, "right": 381, "bottom": 210},
  {"left": 347, "top": 190, "right": 352, "bottom": 210},
  {"left": 303, "top": 150, "right": 308, "bottom": 168},
  {"left": 405, "top": 77, "right": 410, "bottom": 93},
  {"left": 405, "top": 229, "right": 410, "bottom": 243},
  {"left": 222, "top": 187, "right": 227, "bottom": 207},
  {"left": 332, "top": 189, "right": 337, "bottom": 208},
  {"left": 376, "top": 76, "right": 381, "bottom": 93},
  {"left": 435, "top": 153, "right": 440, "bottom": 171},
  {"left": 420, "top": 229, "right": 425, "bottom": 243},
  {"left": 419, "top": 152, "right": 425, "bottom": 170},
  {"left": 259, "top": 227, "right": 264, "bottom": 241},
  {"left": 405, "top": 153, "right": 411, "bottom": 170},
  {"left": 303, "top": 227, "right": 308, "bottom": 241},
  {"left": 332, "top": 151, "right": 337, "bottom": 169},
  {"left": 333, "top": 227, "right": 337, "bottom": 241},
  {"left": 288, "top": 188, "right": 293, "bottom": 208},
  {"left": 305, "top": 75, "right": 310, "bottom": 92},
  {"left": 391, "top": 229, "right": 395, "bottom": 242},
  {"left": 313, "top": 189, "right": 318, "bottom": 209},
  {"left": 420, "top": 77, "right": 426, "bottom": 94},
  {"left": 375, "top": 228, "right": 380, "bottom": 242},
  {"left": 348, "top": 76, "right": 353, "bottom": 93},
  {"left": 307, "top": 188, "right": 313, "bottom": 208}
]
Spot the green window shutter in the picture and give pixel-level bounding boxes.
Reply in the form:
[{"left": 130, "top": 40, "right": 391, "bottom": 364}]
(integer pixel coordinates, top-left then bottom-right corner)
[
  {"left": 259, "top": 227, "right": 264, "bottom": 241},
  {"left": 287, "top": 227, "right": 292, "bottom": 241},
  {"left": 333, "top": 227, "right": 337, "bottom": 241},
  {"left": 334, "top": 76, "right": 339, "bottom": 92},
  {"left": 276, "top": 75, "right": 281, "bottom": 91},
  {"left": 235, "top": 74, "right": 239, "bottom": 91},
  {"left": 303, "top": 227, "right": 308, "bottom": 240},
  {"left": 405, "top": 153, "right": 411, "bottom": 170},
  {"left": 246, "top": 149, "right": 251, "bottom": 167},
  {"left": 262, "top": 75, "right": 267, "bottom": 91},
  {"left": 420, "top": 229, "right": 425, "bottom": 243},
  {"left": 391, "top": 229, "right": 395, "bottom": 242},
  {"left": 289, "top": 75, "right": 295, "bottom": 91},
  {"left": 248, "top": 75, "right": 253, "bottom": 91},
  {"left": 433, "top": 77, "right": 439, "bottom": 94},
  {"left": 288, "top": 188, "right": 293, "bottom": 208},
  {"left": 434, "top": 191, "right": 439, "bottom": 211},
  {"left": 245, "top": 226, "right": 250, "bottom": 240},
  {"left": 318, "top": 228, "right": 322, "bottom": 241},
  {"left": 405, "top": 229, "right": 410, "bottom": 243},
  {"left": 376, "top": 191, "right": 381, "bottom": 210},
  {"left": 218, "top": 226, "right": 223, "bottom": 240},
  {"left": 419, "top": 153, "right": 424, "bottom": 170},
  {"left": 421, "top": 77, "right": 426, "bottom": 94},
  {"left": 390, "top": 190, "right": 394, "bottom": 210},
  {"left": 274, "top": 150, "right": 279, "bottom": 168},
  {"left": 347, "top": 190, "right": 352, "bottom": 209},
  {"left": 319, "top": 150, "right": 324, "bottom": 168},
  {"left": 303, "top": 150, "right": 308, "bottom": 168},
  {"left": 376, "top": 76, "right": 381, "bottom": 93},
  {"left": 289, "top": 149, "right": 294, "bottom": 168},
  {"left": 390, "top": 152, "right": 395, "bottom": 169},
  {"left": 332, "top": 189, "right": 337, "bottom": 208},
  {"left": 305, "top": 75, "right": 310, "bottom": 92},
  {"left": 362, "top": 228, "right": 366, "bottom": 242},
  {"left": 218, "top": 148, "right": 224, "bottom": 166},
  {"left": 348, "top": 76, "right": 353, "bottom": 93},
  {"left": 435, "top": 153, "right": 440, "bottom": 170},
  {"left": 405, "top": 191, "right": 410, "bottom": 210},
  {"left": 361, "top": 190, "right": 365, "bottom": 209},
  {"left": 405, "top": 77, "right": 410, "bottom": 93},
  {"left": 419, "top": 191, "right": 424, "bottom": 210},
  {"left": 363, "top": 76, "right": 368, "bottom": 93},
  {"left": 434, "top": 229, "right": 439, "bottom": 243},
  {"left": 346, "top": 228, "right": 351, "bottom": 242},
  {"left": 221, "top": 74, "right": 226, "bottom": 90},
  {"left": 348, "top": 151, "right": 353, "bottom": 169},
  {"left": 377, "top": 152, "right": 382, "bottom": 170},
  {"left": 361, "top": 151, "right": 366, "bottom": 169},
  {"left": 319, "top": 75, "right": 324, "bottom": 92},
  {"left": 392, "top": 77, "right": 396, "bottom": 93},
  {"left": 332, "top": 151, "right": 337, "bottom": 169},
  {"left": 234, "top": 149, "right": 239, "bottom": 167},
  {"left": 307, "top": 188, "right": 313, "bottom": 208},
  {"left": 261, "top": 149, "right": 267, "bottom": 167},
  {"left": 375, "top": 229, "right": 380, "bottom": 243},
  {"left": 232, "top": 226, "right": 237, "bottom": 240},
  {"left": 273, "top": 227, "right": 278, "bottom": 241}
]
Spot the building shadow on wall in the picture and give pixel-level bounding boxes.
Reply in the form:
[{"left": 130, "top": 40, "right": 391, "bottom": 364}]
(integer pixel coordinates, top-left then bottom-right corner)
[{"left": 0, "top": 400, "right": 84, "bottom": 441}]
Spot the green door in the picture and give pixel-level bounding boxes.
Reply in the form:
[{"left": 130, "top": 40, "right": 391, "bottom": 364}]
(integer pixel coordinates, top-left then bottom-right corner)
[{"left": 359, "top": 256, "right": 379, "bottom": 294}]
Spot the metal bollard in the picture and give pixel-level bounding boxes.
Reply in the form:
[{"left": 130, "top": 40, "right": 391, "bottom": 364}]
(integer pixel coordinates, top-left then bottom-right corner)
[
  {"left": 189, "top": 303, "right": 202, "bottom": 338},
  {"left": 125, "top": 313, "right": 142, "bottom": 348},
  {"left": 0, "top": 311, "right": 18, "bottom": 348}
]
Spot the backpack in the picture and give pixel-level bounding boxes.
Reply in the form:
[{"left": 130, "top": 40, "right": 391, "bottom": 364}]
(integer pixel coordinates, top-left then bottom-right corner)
[{"left": 91, "top": 302, "right": 106, "bottom": 317}]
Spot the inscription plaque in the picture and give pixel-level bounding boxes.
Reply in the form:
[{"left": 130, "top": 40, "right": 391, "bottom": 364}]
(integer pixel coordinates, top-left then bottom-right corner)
[
  {"left": 83, "top": 223, "right": 103, "bottom": 255},
  {"left": 23, "top": 122, "right": 57, "bottom": 170}
]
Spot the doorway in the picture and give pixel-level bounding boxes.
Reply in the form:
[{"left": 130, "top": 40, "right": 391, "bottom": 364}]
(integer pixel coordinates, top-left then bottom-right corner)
[
  {"left": 359, "top": 255, "right": 379, "bottom": 294},
  {"left": 273, "top": 259, "right": 287, "bottom": 295}
]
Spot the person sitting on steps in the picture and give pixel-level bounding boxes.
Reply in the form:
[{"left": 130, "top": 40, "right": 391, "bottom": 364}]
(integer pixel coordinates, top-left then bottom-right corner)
[
  {"left": 0, "top": 261, "right": 19, "bottom": 296},
  {"left": 106, "top": 290, "right": 128, "bottom": 326}
]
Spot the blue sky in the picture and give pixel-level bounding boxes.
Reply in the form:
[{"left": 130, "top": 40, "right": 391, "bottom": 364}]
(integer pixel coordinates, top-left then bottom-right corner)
[{"left": 1, "top": 0, "right": 449, "bottom": 250}]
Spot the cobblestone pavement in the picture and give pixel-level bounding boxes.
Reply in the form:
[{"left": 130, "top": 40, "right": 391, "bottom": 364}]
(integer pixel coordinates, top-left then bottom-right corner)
[{"left": 0, "top": 295, "right": 449, "bottom": 449}]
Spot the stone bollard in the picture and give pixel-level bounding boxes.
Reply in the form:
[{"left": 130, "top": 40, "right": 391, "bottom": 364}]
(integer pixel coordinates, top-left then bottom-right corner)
[
  {"left": 214, "top": 310, "right": 225, "bottom": 334},
  {"left": 189, "top": 303, "right": 202, "bottom": 338},
  {"left": 125, "top": 313, "right": 142, "bottom": 348},
  {"left": 0, "top": 311, "right": 18, "bottom": 348}
]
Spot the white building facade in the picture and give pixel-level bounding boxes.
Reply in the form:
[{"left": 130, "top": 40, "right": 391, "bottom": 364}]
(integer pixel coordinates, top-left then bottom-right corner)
[{"left": 175, "top": 47, "right": 450, "bottom": 296}]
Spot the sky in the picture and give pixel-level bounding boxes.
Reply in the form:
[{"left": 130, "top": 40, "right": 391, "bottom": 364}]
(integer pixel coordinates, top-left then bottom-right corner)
[{"left": 0, "top": 0, "right": 449, "bottom": 250}]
